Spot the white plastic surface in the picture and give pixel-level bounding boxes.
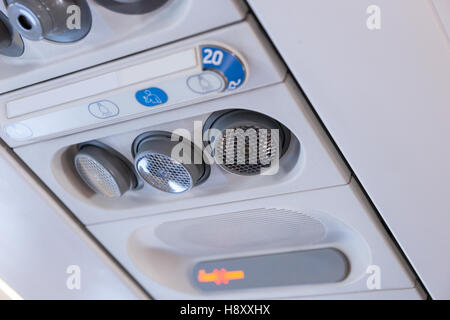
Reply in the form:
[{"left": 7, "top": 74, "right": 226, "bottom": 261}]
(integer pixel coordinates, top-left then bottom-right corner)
[
  {"left": 248, "top": 0, "right": 450, "bottom": 299},
  {"left": 14, "top": 78, "right": 350, "bottom": 225},
  {"left": 433, "top": 0, "right": 450, "bottom": 39},
  {"left": 0, "top": 144, "right": 147, "bottom": 299},
  {"left": 0, "top": 0, "right": 247, "bottom": 93},
  {"left": 6, "top": 48, "right": 197, "bottom": 118},
  {"left": 0, "top": 18, "right": 286, "bottom": 147},
  {"left": 88, "top": 180, "right": 418, "bottom": 299}
]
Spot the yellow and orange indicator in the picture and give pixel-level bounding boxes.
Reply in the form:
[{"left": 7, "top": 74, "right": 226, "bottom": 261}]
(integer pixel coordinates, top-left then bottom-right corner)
[{"left": 197, "top": 268, "right": 245, "bottom": 285}]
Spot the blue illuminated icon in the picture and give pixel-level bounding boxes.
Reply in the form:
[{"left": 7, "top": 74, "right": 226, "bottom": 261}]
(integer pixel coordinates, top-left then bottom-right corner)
[{"left": 136, "top": 87, "right": 168, "bottom": 107}]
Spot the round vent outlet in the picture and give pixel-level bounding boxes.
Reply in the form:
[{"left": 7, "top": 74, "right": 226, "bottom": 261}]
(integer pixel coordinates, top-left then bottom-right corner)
[
  {"left": 133, "top": 131, "right": 210, "bottom": 194},
  {"left": 203, "top": 109, "right": 291, "bottom": 176},
  {"left": 74, "top": 142, "right": 138, "bottom": 198}
]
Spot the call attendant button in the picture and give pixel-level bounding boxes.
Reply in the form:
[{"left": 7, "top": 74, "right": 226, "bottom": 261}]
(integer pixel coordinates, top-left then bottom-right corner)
[{"left": 136, "top": 87, "right": 168, "bottom": 107}]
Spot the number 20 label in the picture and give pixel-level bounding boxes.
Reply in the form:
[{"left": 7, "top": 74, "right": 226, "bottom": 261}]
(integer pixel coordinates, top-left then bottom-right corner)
[
  {"left": 202, "top": 48, "right": 224, "bottom": 66},
  {"left": 201, "top": 46, "right": 246, "bottom": 91}
]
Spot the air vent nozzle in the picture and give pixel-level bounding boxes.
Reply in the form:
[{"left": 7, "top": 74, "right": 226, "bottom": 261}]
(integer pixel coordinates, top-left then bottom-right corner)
[
  {"left": 133, "top": 131, "right": 210, "bottom": 194},
  {"left": 74, "top": 142, "right": 138, "bottom": 198}
]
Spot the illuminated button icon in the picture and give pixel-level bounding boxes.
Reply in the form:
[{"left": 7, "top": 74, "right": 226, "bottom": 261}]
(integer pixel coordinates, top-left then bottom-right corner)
[
  {"left": 88, "top": 100, "right": 119, "bottom": 119},
  {"left": 136, "top": 87, "right": 168, "bottom": 107},
  {"left": 197, "top": 268, "right": 245, "bottom": 285},
  {"left": 187, "top": 70, "right": 225, "bottom": 94}
]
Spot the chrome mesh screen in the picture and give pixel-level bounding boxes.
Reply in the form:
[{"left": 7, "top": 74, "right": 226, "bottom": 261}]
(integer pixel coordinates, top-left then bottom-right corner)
[
  {"left": 214, "top": 126, "right": 279, "bottom": 175},
  {"left": 74, "top": 155, "right": 121, "bottom": 198},
  {"left": 135, "top": 152, "right": 193, "bottom": 193}
]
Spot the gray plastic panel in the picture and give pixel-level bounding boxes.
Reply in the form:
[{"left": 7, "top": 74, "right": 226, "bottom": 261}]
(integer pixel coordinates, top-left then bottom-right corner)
[{"left": 192, "top": 248, "right": 349, "bottom": 292}]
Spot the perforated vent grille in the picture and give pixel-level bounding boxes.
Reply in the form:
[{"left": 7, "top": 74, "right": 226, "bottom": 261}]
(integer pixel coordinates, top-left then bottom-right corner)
[
  {"left": 74, "top": 155, "right": 121, "bottom": 198},
  {"left": 155, "top": 208, "right": 326, "bottom": 255},
  {"left": 135, "top": 152, "right": 193, "bottom": 193},
  {"left": 214, "top": 126, "right": 279, "bottom": 175}
]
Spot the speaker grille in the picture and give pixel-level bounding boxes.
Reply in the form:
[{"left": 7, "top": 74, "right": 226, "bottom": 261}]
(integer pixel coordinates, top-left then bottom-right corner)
[
  {"left": 155, "top": 208, "right": 326, "bottom": 255},
  {"left": 215, "top": 126, "right": 278, "bottom": 175},
  {"left": 74, "top": 155, "right": 121, "bottom": 198}
]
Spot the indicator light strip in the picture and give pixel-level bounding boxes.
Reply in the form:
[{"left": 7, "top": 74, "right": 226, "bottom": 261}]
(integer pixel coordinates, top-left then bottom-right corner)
[{"left": 198, "top": 268, "right": 245, "bottom": 285}]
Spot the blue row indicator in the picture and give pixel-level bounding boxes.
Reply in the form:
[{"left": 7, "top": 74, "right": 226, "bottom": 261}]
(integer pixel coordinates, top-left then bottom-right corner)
[
  {"left": 201, "top": 46, "right": 246, "bottom": 91},
  {"left": 136, "top": 87, "right": 168, "bottom": 107}
]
